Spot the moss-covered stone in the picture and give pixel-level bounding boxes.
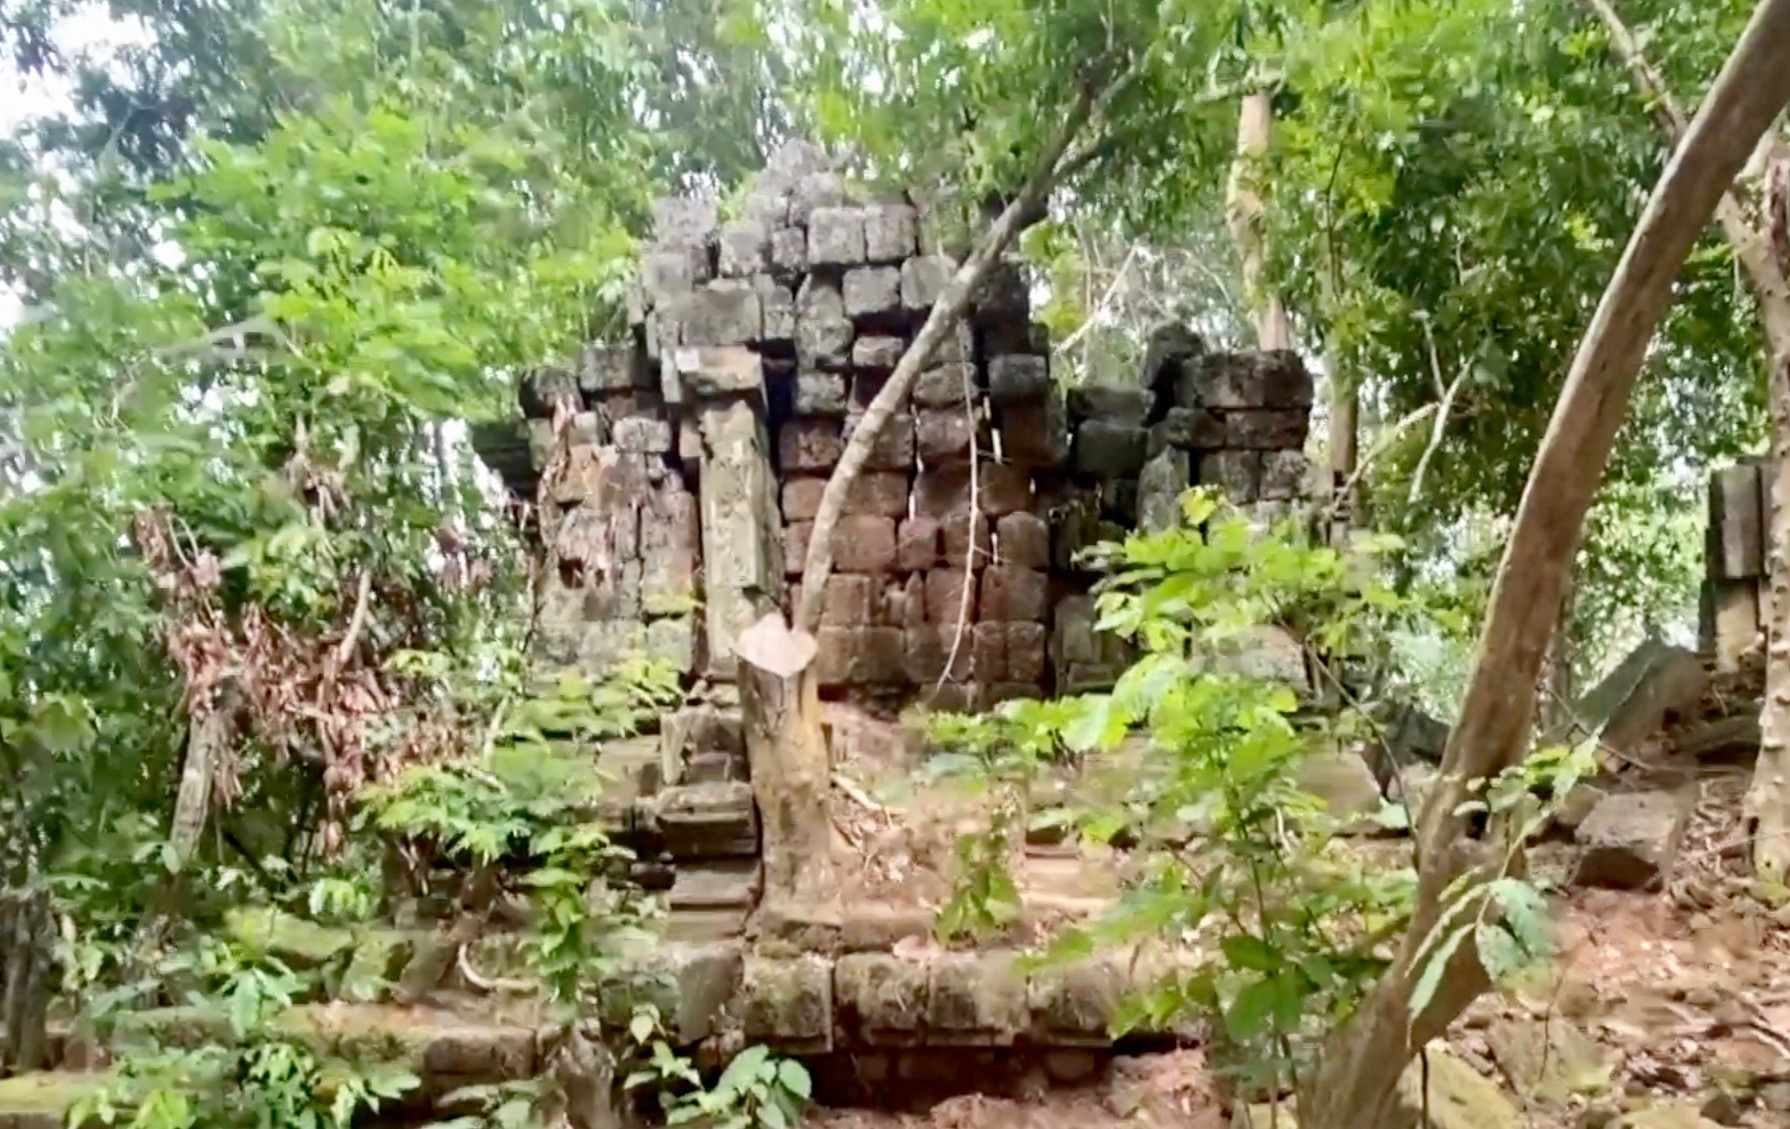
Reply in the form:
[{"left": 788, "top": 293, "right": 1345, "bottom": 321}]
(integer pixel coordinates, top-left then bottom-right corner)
[
  {"left": 1485, "top": 1015, "right": 1610, "bottom": 1101},
  {"left": 741, "top": 956, "right": 833, "bottom": 1052},
  {"left": 1395, "top": 1045, "right": 1522, "bottom": 1129},
  {"left": 225, "top": 907, "right": 355, "bottom": 970}
]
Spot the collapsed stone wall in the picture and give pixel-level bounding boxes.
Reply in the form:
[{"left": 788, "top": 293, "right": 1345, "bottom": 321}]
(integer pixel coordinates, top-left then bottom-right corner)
[{"left": 472, "top": 144, "right": 1316, "bottom": 930}]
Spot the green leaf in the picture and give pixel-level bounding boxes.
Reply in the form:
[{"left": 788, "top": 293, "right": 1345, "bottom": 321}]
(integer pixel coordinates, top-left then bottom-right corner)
[
  {"left": 1224, "top": 976, "right": 1280, "bottom": 1042},
  {"left": 777, "top": 1058, "right": 812, "bottom": 1100},
  {"left": 1220, "top": 934, "right": 1279, "bottom": 973},
  {"left": 1409, "top": 922, "right": 1473, "bottom": 1018},
  {"left": 1474, "top": 921, "right": 1526, "bottom": 985}
]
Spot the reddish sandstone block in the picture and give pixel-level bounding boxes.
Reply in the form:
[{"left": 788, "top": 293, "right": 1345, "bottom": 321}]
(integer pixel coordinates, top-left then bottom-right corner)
[
  {"left": 925, "top": 569, "right": 977, "bottom": 623},
  {"left": 995, "top": 512, "right": 1050, "bottom": 569},
  {"left": 832, "top": 516, "right": 898, "bottom": 573},
  {"left": 979, "top": 567, "right": 1048, "bottom": 622},
  {"left": 846, "top": 472, "right": 911, "bottom": 517},
  {"left": 986, "top": 682, "right": 1044, "bottom": 707},
  {"left": 898, "top": 516, "right": 941, "bottom": 572},
  {"left": 857, "top": 412, "right": 916, "bottom": 471},
  {"left": 979, "top": 462, "right": 1032, "bottom": 517},
  {"left": 780, "top": 418, "right": 844, "bottom": 471},
  {"left": 859, "top": 627, "right": 906, "bottom": 684},
  {"left": 878, "top": 577, "right": 918, "bottom": 627},
  {"left": 1006, "top": 622, "right": 1047, "bottom": 682},
  {"left": 784, "top": 522, "right": 812, "bottom": 576},
  {"left": 823, "top": 575, "right": 874, "bottom": 626},
  {"left": 942, "top": 513, "right": 991, "bottom": 567},
  {"left": 972, "top": 623, "right": 1006, "bottom": 683},
  {"left": 782, "top": 476, "right": 827, "bottom": 521},
  {"left": 900, "top": 574, "right": 928, "bottom": 630},
  {"left": 903, "top": 627, "right": 945, "bottom": 683},
  {"left": 913, "top": 468, "right": 969, "bottom": 518},
  {"left": 815, "top": 626, "right": 855, "bottom": 685},
  {"left": 916, "top": 409, "right": 975, "bottom": 463}
]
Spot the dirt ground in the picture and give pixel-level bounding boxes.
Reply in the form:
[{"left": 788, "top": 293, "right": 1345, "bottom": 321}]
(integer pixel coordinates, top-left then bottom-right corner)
[{"left": 806, "top": 701, "right": 1790, "bottom": 1128}]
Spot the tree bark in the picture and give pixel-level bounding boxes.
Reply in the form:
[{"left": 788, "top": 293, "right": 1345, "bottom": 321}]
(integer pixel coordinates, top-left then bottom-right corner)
[
  {"left": 1297, "top": 6, "right": 1790, "bottom": 1124},
  {"left": 1583, "top": 0, "right": 1790, "bottom": 881},
  {"left": 736, "top": 614, "right": 835, "bottom": 903},
  {"left": 1328, "top": 362, "right": 1360, "bottom": 531},
  {"left": 1226, "top": 90, "right": 1292, "bottom": 351}
]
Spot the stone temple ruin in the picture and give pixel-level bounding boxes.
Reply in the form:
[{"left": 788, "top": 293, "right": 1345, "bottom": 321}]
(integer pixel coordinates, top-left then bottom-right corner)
[{"left": 472, "top": 143, "right": 1317, "bottom": 938}]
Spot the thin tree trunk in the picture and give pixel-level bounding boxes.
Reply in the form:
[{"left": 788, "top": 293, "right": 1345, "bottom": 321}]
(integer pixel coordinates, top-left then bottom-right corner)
[
  {"left": 1226, "top": 90, "right": 1292, "bottom": 351},
  {"left": 1583, "top": 0, "right": 1790, "bottom": 881},
  {"left": 737, "top": 615, "right": 834, "bottom": 904},
  {"left": 1328, "top": 362, "right": 1359, "bottom": 530},
  {"left": 1298, "top": 7, "right": 1790, "bottom": 1124}
]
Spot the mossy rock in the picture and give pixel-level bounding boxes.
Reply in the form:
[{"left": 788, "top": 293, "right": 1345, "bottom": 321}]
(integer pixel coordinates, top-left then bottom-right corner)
[
  {"left": 1396, "top": 1046, "right": 1522, "bottom": 1129},
  {"left": 1485, "top": 1015, "right": 1610, "bottom": 1101},
  {"left": 0, "top": 1071, "right": 107, "bottom": 1129},
  {"left": 225, "top": 907, "right": 355, "bottom": 970}
]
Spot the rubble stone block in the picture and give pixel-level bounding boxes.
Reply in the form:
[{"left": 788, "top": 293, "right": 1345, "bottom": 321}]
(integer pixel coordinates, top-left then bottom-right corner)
[
  {"left": 999, "top": 398, "right": 1070, "bottom": 467},
  {"left": 780, "top": 419, "right": 844, "bottom": 471},
  {"left": 797, "top": 275, "right": 846, "bottom": 320},
  {"left": 612, "top": 415, "right": 673, "bottom": 454},
  {"left": 1068, "top": 384, "right": 1149, "bottom": 425},
  {"left": 853, "top": 335, "right": 906, "bottom": 371},
  {"left": 770, "top": 227, "right": 806, "bottom": 276},
  {"left": 807, "top": 206, "right": 868, "bottom": 266},
  {"left": 1006, "top": 623, "right": 1047, "bottom": 682},
  {"left": 757, "top": 279, "right": 796, "bottom": 346},
  {"left": 942, "top": 512, "right": 990, "bottom": 567},
  {"left": 1149, "top": 407, "right": 1224, "bottom": 452},
  {"left": 1029, "top": 958, "right": 1126, "bottom": 1044},
  {"left": 1052, "top": 595, "right": 1099, "bottom": 665},
  {"left": 676, "top": 345, "right": 764, "bottom": 398},
  {"left": 846, "top": 472, "right": 911, "bottom": 517},
  {"left": 680, "top": 285, "right": 763, "bottom": 346},
  {"left": 823, "top": 575, "right": 874, "bottom": 626},
  {"left": 925, "top": 570, "right": 977, "bottom": 624},
  {"left": 917, "top": 409, "right": 976, "bottom": 463},
  {"left": 652, "top": 197, "right": 718, "bottom": 246},
  {"left": 833, "top": 516, "right": 898, "bottom": 573},
  {"left": 901, "top": 253, "right": 956, "bottom": 311},
  {"left": 814, "top": 626, "right": 855, "bottom": 685},
  {"left": 859, "top": 413, "right": 916, "bottom": 471},
  {"left": 901, "top": 626, "right": 945, "bottom": 683},
  {"left": 972, "top": 622, "right": 1005, "bottom": 683},
  {"left": 655, "top": 781, "right": 759, "bottom": 858},
  {"left": 1261, "top": 450, "right": 1306, "bottom": 501},
  {"left": 926, "top": 953, "right": 1028, "bottom": 1044},
  {"left": 837, "top": 953, "right": 929, "bottom": 1044},
  {"left": 742, "top": 957, "right": 834, "bottom": 1053},
  {"left": 798, "top": 317, "right": 855, "bottom": 369},
  {"left": 859, "top": 627, "right": 905, "bottom": 684},
  {"left": 790, "top": 170, "right": 846, "bottom": 226},
  {"left": 979, "top": 567, "right": 1048, "bottom": 622},
  {"left": 1073, "top": 420, "right": 1149, "bottom": 479},
  {"left": 1199, "top": 450, "right": 1264, "bottom": 503},
  {"left": 914, "top": 364, "right": 973, "bottom": 408},
  {"left": 988, "top": 354, "right": 1050, "bottom": 403},
  {"left": 781, "top": 477, "right": 827, "bottom": 521},
  {"left": 864, "top": 203, "right": 918, "bottom": 263},
  {"left": 1259, "top": 350, "right": 1315, "bottom": 408},
  {"left": 717, "top": 220, "right": 768, "bottom": 276},
  {"left": 698, "top": 401, "right": 779, "bottom": 679},
  {"left": 898, "top": 516, "right": 941, "bottom": 572},
  {"left": 795, "top": 372, "right": 848, "bottom": 416},
  {"left": 521, "top": 365, "right": 580, "bottom": 418},
  {"left": 1138, "top": 448, "right": 1191, "bottom": 532},
  {"left": 1226, "top": 409, "right": 1310, "bottom": 450},
  {"left": 980, "top": 462, "right": 1031, "bottom": 517},
  {"left": 641, "top": 246, "right": 708, "bottom": 304},
  {"left": 995, "top": 512, "right": 1050, "bottom": 569},
  {"left": 579, "top": 344, "right": 646, "bottom": 393},
  {"left": 843, "top": 266, "right": 902, "bottom": 321},
  {"left": 1573, "top": 790, "right": 1693, "bottom": 889}
]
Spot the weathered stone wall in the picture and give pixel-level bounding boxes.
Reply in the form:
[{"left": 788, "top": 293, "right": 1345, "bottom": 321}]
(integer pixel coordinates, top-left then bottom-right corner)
[{"left": 1703, "top": 459, "right": 1767, "bottom": 671}]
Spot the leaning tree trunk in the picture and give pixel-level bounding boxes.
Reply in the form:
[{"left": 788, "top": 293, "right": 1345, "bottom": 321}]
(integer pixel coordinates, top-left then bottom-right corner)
[
  {"left": 1297, "top": 6, "right": 1790, "bottom": 1125},
  {"left": 1581, "top": 0, "right": 1790, "bottom": 882},
  {"left": 1226, "top": 90, "right": 1292, "bottom": 352},
  {"left": 0, "top": 887, "right": 53, "bottom": 1077}
]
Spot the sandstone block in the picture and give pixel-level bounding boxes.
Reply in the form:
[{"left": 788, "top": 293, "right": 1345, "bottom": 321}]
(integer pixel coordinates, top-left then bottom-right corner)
[
  {"left": 901, "top": 253, "right": 955, "bottom": 311},
  {"left": 742, "top": 957, "right": 834, "bottom": 1053},
  {"left": 926, "top": 953, "right": 1027, "bottom": 1045},
  {"left": 1138, "top": 448, "right": 1191, "bottom": 532},
  {"left": 651, "top": 197, "right": 717, "bottom": 246},
  {"left": 784, "top": 522, "right": 811, "bottom": 575},
  {"left": 655, "top": 781, "right": 759, "bottom": 858},
  {"left": 779, "top": 419, "right": 844, "bottom": 471},
  {"left": 843, "top": 266, "right": 902, "bottom": 321},
  {"left": 988, "top": 354, "right": 1049, "bottom": 402},
  {"left": 925, "top": 570, "right": 977, "bottom": 623},
  {"left": 1028, "top": 957, "right": 1127, "bottom": 1044},
  {"left": 757, "top": 280, "right": 796, "bottom": 346},
  {"left": 795, "top": 372, "right": 848, "bottom": 416},
  {"left": 914, "top": 467, "right": 969, "bottom": 517},
  {"left": 995, "top": 512, "right": 1050, "bottom": 569},
  {"left": 579, "top": 344, "right": 646, "bottom": 393},
  {"left": 898, "top": 516, "right": 942, "bottom": 572},
  {"left": 832, "top": 515, "right": 898, "bottom": 573},
  {"left": 1226, "top": 409, "right": 1310, "bottom": 450},
  {"left": 986, "top": 682, "right": 1043, "bottom": 707},
  {"left": 846, "top": 472, "right": 910, "bottom": 517},
  {"left": 837, "top": 953, "right": 929, "bottom": 1044},
  {"left": 914, "top": 363, "right": 973, "bottom": 407},
  {"left": 797, "top": 274, "right": 845, "bottom": 319},
  {"left": 972, "top": 622, "right": 1005, "bottom": 682},
  {"left": 1573, "top": 789, "right": 1692, "bottom": 889},
  {"left": 1149, "top": 406, "right": 1224, "bottom": 451},
  {"left": 612, "top": 415, "right": 672, "bottom": 454},
  {"left": 1261, "top": 450, "right": 1306, "bottom": 501},
  {"left": 676, "top": 344, "right": 763, "bottom": 397},
  {"left": 1295, "top": 750, "right": 1384, "bottom": 832},
  {"left": 789, "top": 170, "right": 846, "bottom": 226},
  {"left": 917, "top": 409, "right": 976, "bottom": 462},
  {"left": 823, "top": 575, "right": 874, "bottom": 626},
  {"left": 998, "top": 397, "right": 1069, "bottom": 467},
  {"left": 979, "top": 567, "right": 1048, "bottom": 622},
  {"left": 853, "top": 335, "right": 906, "bottom": 371},
  {"left": 1073, "top": 420, "right": 1148, "bottom": 479},
  {"left": 864, "top": 203, "right": 918, "bottom": 263},
  {"left": 645, "top": 616, "right": 698, "bottom": 671},
  {"left": 797, "top": 316, "right": 854, "bottom": 369},
  {"left": 807, "top": 206, "right": 867, "bottom": 266},
  {"left": 859, "top": 626, "right": 906, "bottom": 684},
  {"left": 717, "top": 220, "right": 768, "bottom": 276},
  {"left": 781, "top": 477, "right": 827, "bottom": 521},
  {"left": 942, "top": 513, "right": 990, "bottom": 567},
  {"left": 680, "top": 285, "right": 763, "bottom": 346},
  {"left": 1199, "top": 449, "right": 1263, "bottom": 502},
  {"left": 520, "top": 365, "right": 579, "bottom": 418},
  {"left": 640, "top": 245, "right": 707, "bottom": 305},
  {"left": 970, "top": 264, "right": 1028, "bottom": 321},
  {"left": 857, "top": 412, "right": 916, "bottom": 471},
  {"left": 979, "top": 461, "right": 1031, "bottom": 517},
  {"left": 1006, "top": 623, "right": 1046, "bottom": 682},
  {"left": 770, "top": 227, "right": 806, "bottom": 276},
  {"left": 1068, "top": 384, "right": 1148, "bottom": 425}
]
